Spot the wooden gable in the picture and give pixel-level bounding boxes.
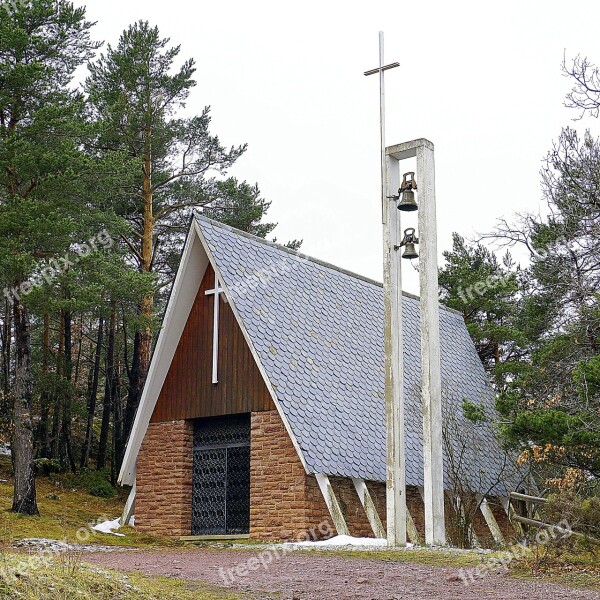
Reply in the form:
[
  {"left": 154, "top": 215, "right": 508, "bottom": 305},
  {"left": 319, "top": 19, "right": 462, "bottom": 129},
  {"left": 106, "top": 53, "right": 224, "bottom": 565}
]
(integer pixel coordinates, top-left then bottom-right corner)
[{"left": 151, "top": 265, "right": 275, "bottom": 422}]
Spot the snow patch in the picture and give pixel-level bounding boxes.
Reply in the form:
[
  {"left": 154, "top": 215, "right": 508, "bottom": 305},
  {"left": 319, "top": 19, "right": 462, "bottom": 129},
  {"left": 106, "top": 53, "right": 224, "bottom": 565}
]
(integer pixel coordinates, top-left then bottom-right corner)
[
  {"left": 93, "top": 518, "right": 125, "bottom": 537},
  {"left": 284, "top": 535, "right": 402, "bottom": 548},
  {"left": 13, "top": 538, "right": 129, "bottom": 553},
  {"left": 0, "top": 442, "right": 10, "bottom": 456}
]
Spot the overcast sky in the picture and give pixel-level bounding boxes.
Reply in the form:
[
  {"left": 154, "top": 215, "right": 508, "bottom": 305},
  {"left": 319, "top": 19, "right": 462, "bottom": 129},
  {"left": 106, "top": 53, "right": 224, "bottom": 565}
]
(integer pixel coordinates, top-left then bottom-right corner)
[{"left": 77, "top": 0, "right": 598, "bottom": 293}]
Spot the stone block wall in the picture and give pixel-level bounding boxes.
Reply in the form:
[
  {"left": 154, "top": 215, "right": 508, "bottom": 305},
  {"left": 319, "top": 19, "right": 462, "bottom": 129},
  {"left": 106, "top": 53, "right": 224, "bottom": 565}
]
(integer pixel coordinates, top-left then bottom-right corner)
[
  {"left": 249, "top": 410, "right": 318, "bottom": 540},
  {"left": 135, "top": 420, "right": 193, "bottom": 537}
]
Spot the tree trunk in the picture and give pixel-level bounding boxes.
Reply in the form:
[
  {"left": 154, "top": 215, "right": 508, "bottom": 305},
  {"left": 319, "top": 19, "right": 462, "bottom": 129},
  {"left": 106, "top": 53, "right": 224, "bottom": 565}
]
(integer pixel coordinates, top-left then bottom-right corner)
[
  {"left": 73, "top": 316, "right": 84, "bottom": 385},
  {"left": 0, "top": 300, "right": 12, "bottom": 430},
  {"left": 81, "top": 316, "right": 104, "bottom": 469},
  {"left": 125, "top": 150, "right": 154, "bottom": 442},
  {"left": 112, "top": 351, "right": 124, "bottom": 478},
  {"left": 1, "top": 299, "right": 11, "bottom": 398},
  {"left": 61, "top": 309, "right": 76, "bottom": 472},
  {"left": 11, "top": 296, "right": 38, "bottom": 516},
  {"left": 97, "top": 302, "right": 116, "bottom": 471},
  {"left": 37, "top": 312, "right": 51, "bottom": 458},
  {"left": 51, "top": 313, "right": 65, "bottom": 459},
  {"left": 125, "top": 330, "right": 140, "bottom": 439}
]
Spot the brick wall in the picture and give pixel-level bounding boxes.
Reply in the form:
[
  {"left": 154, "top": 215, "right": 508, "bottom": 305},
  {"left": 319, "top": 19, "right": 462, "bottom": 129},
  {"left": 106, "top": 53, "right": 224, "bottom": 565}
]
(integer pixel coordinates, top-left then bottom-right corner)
[
  {"left": 333, "top": 484, "right": 515, "bottom": 547},
  {"left": 328, "top": 477, "right": 379, "bottom": 538},
  {"left": 135, "top": 420, "right": 193, "bottom": 537},
  {"left": 249, "top": 410, "right": 315, "bottom": 540},
  {"left": 250, "top": 410, "right": 383, "bottom": 541},
  {"left": 443, "top": 492, "right": 516, "bottom": 548}
]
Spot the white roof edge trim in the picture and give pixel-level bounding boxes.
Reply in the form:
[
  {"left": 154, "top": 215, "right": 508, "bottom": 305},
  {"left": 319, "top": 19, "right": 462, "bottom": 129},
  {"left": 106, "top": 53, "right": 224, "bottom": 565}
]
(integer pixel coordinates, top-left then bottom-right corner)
[
  {"left": 192, "top": 219, "right": 311, "bottom": 474},
  {"left": 118, "top": 224, "right": 208, "bottom": 486}
]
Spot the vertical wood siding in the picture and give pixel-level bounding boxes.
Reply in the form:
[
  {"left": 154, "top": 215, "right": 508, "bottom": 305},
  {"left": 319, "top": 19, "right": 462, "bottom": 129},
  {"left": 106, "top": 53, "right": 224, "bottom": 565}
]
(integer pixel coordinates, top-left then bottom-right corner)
[{"left": 151, "top": 265, "right": 274, "bottom": 422}]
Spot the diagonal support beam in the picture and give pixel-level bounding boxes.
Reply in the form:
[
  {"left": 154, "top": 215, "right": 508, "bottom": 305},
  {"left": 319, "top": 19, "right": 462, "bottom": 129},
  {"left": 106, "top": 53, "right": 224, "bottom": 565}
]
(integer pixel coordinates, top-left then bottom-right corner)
[
  {"left": 352, "top": 478, "right": 421, "bottom": 543},
  {"left": 470, "top": 527, "right": 482, "bottom": 548},
  {"left": 120, "top": 481, "right": 136, "bottom": 526},
  {"left": 315, "top": 474, "right": 350, "bottom": 536},
  {"left": 406, "top": 509, "right": 421, "bottom": 545},
  {"left": 352, "top": 478, "right": 385, "bottom": 539},
  {"left": 478, "top": 496, "right": 505, "bottom": 546}
]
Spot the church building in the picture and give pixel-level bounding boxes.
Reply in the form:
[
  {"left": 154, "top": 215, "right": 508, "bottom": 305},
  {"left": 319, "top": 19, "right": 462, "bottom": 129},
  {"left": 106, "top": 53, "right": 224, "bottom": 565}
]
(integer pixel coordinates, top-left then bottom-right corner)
[{"left": 118, "top": 215, "right": 525, "bottom": 544}]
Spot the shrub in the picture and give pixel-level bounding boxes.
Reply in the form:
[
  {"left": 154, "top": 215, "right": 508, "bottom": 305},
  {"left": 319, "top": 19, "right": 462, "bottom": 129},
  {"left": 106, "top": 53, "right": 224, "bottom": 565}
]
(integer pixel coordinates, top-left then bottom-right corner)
[
  {"left": 33, "top": 458, "right": 63, "bottom": 476},
  {"left": 87, "top": 476, "right": 117, "bottom": 498},
  {"left": 62, "top": 469, "right": 117, "bottom": 498},
  {"left": 541, "top": 490, "right": 600, "bottom": 541}
]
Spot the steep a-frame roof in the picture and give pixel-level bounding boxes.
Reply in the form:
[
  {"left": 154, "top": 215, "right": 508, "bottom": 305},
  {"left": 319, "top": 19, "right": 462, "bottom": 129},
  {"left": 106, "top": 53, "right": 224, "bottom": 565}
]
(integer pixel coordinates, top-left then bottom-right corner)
[{"left": 120, "top": 215, "right": 524, "bottom": 496}]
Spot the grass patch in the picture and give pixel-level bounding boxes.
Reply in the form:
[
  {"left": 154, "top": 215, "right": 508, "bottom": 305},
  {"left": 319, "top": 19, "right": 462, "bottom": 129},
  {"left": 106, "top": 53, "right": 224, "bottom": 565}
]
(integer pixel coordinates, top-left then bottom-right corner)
[
  {"left": 174, "top": 540, "right": 489, "bottom": 568},
  {"left": 511, "top": 566, "right": 600, "bottom": 592},
  {"left": 304, "top": 547, "right": 487, "bottom": 568},
  {"left": 0, "top": 551, "right": 242, "bottom": 599},
  {"left": 511, "top": 546, "right": 600, "bottom": 591},
  {"left": 0, "top": 457, "right": 174, "bottom": 549}
]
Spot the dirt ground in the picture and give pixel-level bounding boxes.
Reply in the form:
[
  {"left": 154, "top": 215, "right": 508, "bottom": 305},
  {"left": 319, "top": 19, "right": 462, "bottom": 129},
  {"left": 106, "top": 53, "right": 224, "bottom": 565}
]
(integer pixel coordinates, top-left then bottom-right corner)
[{"left": 85, "top": 547, "right": 600, "bottom": 600}]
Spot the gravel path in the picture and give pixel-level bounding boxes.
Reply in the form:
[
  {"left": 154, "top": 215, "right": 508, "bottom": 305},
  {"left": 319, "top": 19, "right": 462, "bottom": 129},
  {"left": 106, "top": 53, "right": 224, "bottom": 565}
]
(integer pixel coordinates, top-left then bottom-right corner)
[{"left": 85, "top": 548, "right": 600, "bottom": 600}]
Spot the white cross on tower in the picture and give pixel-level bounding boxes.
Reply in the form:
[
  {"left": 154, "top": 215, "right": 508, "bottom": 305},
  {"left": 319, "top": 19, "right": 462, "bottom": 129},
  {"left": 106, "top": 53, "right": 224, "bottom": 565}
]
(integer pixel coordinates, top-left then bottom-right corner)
[
  {"left": 205, "top": 277, "right": 225, "bottom": 384},
  {"left": 364, "top": 32, "right": 399, "bottom": 222},
  {"left": 364, "top": 32, "right": 406, "bottom": 548}
]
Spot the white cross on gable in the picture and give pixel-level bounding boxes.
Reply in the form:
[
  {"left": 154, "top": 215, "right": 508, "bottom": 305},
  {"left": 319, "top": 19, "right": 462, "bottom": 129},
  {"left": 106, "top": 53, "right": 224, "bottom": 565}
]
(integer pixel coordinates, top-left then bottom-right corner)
[{"left": 205, "top": 278, "right": 225, "bottom": 384}]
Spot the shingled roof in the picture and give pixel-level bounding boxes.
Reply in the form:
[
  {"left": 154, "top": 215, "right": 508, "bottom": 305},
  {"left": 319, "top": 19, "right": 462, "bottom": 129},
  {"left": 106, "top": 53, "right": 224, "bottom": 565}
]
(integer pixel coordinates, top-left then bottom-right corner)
[{"left": 195, "top": 215, "right": 524, "bottom": 497}]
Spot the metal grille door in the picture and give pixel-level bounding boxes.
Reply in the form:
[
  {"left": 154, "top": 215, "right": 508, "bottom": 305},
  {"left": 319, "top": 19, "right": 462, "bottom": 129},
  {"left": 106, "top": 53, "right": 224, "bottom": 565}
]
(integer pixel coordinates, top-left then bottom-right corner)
[
  {"left": 192, "top": 415, "right": 250, "bottom": 535},
  {"left": 224, "top": 445, "right": 250, "bottom": 534}
]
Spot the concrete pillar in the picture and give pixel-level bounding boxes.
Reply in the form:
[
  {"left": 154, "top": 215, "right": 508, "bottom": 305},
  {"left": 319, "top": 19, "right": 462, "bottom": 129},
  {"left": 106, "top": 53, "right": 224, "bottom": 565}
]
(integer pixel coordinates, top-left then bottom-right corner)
[
  {"left": 386, "top": 139, "right": 446, "bottom": 546},
  {"left": 383, "top": 154, "right": 407, "bottom": 547},
  {"left": 417, "top": 141, "right": 446, "bottom": 546}
]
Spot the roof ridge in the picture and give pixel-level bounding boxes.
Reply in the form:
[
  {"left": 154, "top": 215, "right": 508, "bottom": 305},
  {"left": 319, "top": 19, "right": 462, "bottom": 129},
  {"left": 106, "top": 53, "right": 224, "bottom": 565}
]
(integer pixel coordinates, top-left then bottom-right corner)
[{"left": 194, "top": 212, "right": 462, "bottom": 316}]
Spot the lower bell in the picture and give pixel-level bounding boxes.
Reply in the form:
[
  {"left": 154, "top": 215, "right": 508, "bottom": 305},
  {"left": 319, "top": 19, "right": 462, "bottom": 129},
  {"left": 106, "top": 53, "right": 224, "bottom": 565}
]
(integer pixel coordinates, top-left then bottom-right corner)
[{"left": 402, "top": 242, "right": 419, "bottom": 260}]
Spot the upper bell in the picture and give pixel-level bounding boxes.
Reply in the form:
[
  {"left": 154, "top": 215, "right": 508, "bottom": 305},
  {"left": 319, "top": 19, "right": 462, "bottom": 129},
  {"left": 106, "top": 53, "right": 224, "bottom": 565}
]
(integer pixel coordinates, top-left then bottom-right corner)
[
  {"left": 398, "top": 190, "right": 418, "bottom": 212},
  {"left": 397, "top": 172, "right": 418, "bottom": 212}
]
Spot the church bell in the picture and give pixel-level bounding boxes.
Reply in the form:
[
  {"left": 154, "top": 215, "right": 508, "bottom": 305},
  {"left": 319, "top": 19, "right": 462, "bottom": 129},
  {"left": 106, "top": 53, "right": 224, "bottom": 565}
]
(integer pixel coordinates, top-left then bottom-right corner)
[
  {"left": 397, "top": 172, "right": 418, "bottom": 212},
  {"left": 402, "top": 241, "right": 419, "bottom": 260},
  {"left": 400, "top": 227, "right": 419, "bottom": 260}
]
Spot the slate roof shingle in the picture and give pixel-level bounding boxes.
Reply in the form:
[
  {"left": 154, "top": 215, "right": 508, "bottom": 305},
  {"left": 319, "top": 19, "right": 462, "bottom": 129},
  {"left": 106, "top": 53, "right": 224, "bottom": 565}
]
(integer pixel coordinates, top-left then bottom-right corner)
[{"left": 195, "top": 214, "right": 524, "bottom": 496}]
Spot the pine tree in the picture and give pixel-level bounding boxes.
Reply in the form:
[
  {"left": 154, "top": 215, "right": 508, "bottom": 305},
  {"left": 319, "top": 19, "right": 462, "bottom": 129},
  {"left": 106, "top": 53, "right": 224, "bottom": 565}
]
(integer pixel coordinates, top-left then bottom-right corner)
[
  {"left": 438, "top": 234, "right": 523, "bottom": 386},
  {"left": 85, "top": 21, "right": 246, "bottom": 441},
  {"left": 0, "top": 0, "right": 98, "bottom": 515},
  {"left": 203, "top": 178, "right": 278, "bottom": 237}
]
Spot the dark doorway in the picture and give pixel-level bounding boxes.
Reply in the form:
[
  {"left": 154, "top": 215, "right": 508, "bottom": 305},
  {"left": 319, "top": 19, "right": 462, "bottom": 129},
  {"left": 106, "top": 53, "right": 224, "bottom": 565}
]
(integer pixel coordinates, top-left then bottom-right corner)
[{"left": 191, "top": 414, "right": 251, "bottom": 535}]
